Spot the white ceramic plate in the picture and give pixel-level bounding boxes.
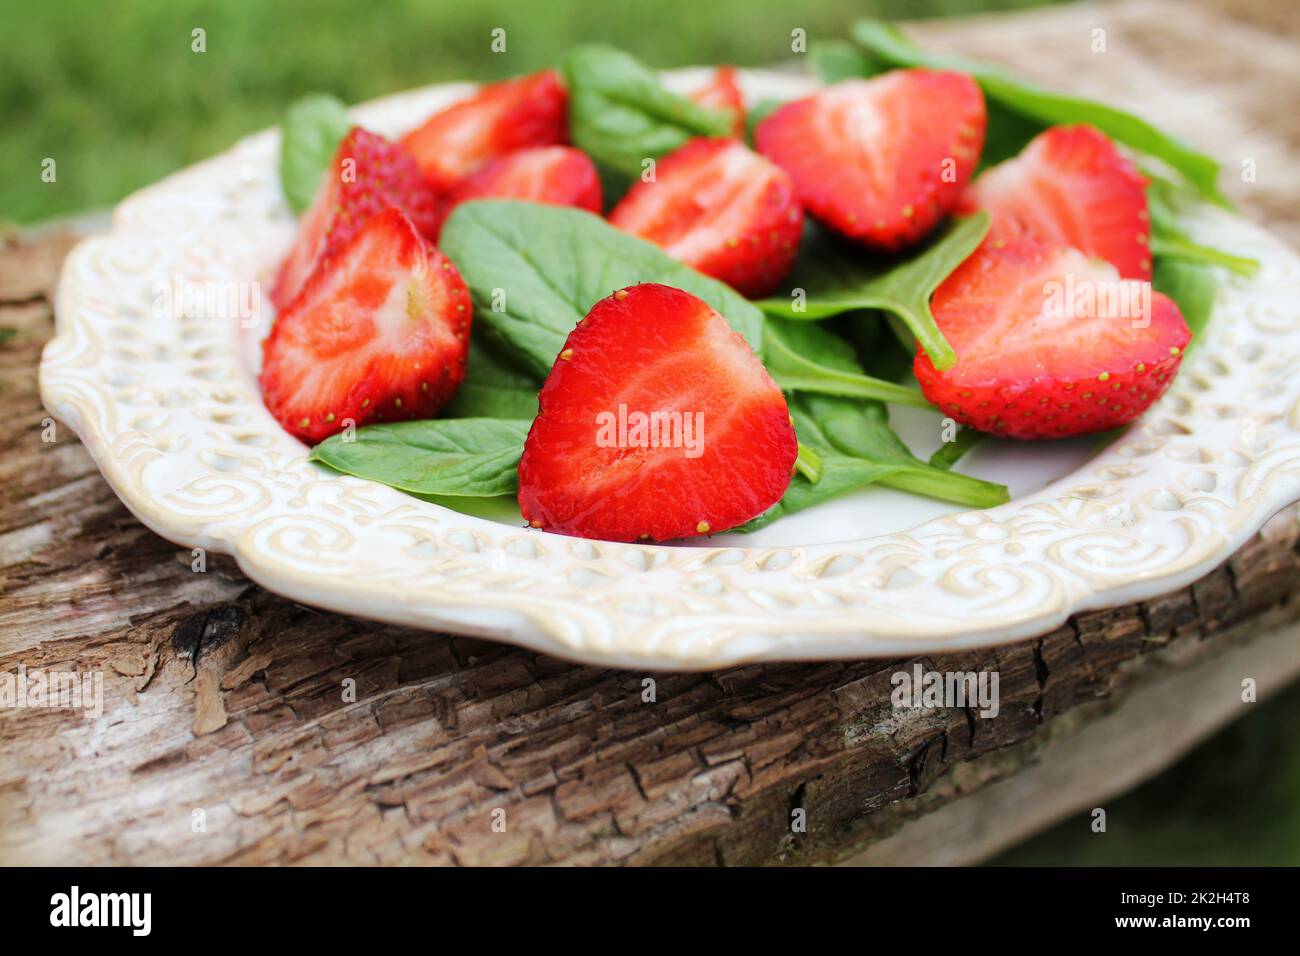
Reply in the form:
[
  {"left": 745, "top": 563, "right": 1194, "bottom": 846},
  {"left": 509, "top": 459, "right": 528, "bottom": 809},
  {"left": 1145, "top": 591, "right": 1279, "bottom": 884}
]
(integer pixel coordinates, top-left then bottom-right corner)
[{"left": 39, "top": 70, "right": 1300, "bottom": 670}]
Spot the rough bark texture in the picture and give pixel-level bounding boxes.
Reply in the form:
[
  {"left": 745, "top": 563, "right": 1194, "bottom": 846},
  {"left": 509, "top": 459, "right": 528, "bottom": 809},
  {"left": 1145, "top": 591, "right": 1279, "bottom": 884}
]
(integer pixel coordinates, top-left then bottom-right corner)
[
  {"left": 841, "top": 618, "right": 1300, "bottom": 865},
  {"left": 2, "top": 0, "right": 1299, "bottom": 866}
]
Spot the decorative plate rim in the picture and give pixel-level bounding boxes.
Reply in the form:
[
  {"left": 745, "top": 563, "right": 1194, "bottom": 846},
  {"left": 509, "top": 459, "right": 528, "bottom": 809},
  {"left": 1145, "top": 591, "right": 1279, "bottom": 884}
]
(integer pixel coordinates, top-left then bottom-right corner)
[{"left": 38, "top": 68, "right": 1300, "bottom": 670}]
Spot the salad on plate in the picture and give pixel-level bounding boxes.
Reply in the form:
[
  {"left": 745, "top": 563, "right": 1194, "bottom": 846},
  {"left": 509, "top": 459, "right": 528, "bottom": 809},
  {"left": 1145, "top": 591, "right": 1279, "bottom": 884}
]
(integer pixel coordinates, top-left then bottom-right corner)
[{"left": 258, "top": 18, "right": 1255, "bottom": 544}]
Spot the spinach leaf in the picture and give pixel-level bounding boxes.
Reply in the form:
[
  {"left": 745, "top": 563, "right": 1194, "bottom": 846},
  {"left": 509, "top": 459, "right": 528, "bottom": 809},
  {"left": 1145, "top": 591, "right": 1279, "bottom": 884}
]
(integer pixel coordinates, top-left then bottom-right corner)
[
  {"left": 419, "top": 494, "right": 521, "bottom": 522},
  {"left": 851, "top": 18, "right": 1229, "bottom": 206},
  {"left": 747, "top": 407, "right": 903, "bottom": 528},
  {"left": 764, "top": 317, "right": 930, "bottom": 408},
  {"left": 831, "top": 311, "right": 916, "bottom": 384},
  {"left": 746, "top": 392, "right": 1009, "bottom": 530},
  {"left": 438, "top": 200, "right": 764, "bottom": 377},
  {"left": 1154, "top": 257, "right": 1217, "bottom": 352},
  {"left": 280, "top": 94, "right": 352, "bottom": 214},
  {"left": 929, "top": 426, "right": 984, "bottom": 470},
  {"left": 794, "top": 442, "right": 824, "bottom": 483},
  {"left": 1144, "top": 171, "right": 1252, "bottom": 356},
  {"left": 1146, "top": 174, "right": 1258, "bottom": 277},
  {"left": 562, "top": 45, "right": 734, "bottom": 178},
  {"left": 757, "top": 212, "right": 990, "bottom": 371},
  {"left": 809, "top": 41, "right": 874, "bottom": 85},
  {"left": 310, "top": 418, "right": 530, "bottom": 497},
  {"left": 1151, "top": 235, "right": 1259, "bottom": 277},
  {"left": 443, "top": 337, "right": 540, "bottom": 420},
  {"left": 796, "top": 392, "right": 1007, "bottom": 506},
  {"left": 744, "top": 318, "right": 1007, "bottom": 530},
  {"left": 979, "top": 104, "right": 1049, "bottom": 169}
]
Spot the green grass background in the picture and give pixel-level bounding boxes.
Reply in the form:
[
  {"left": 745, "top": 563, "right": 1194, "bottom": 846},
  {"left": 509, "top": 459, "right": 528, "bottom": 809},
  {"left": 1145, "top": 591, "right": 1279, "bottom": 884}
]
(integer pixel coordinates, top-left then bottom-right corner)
[
  {"left": 2, "top": 0, "right": 1297, "bottom": 865},
  {"left": 2, "top": 0, "right": 1057, "bottom": 225}
]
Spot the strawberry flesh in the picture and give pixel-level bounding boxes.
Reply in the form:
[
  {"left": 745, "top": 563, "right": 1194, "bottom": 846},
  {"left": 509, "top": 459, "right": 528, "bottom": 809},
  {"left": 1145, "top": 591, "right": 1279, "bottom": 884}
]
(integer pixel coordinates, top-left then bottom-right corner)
[
  {"left": 756, "top": 69, "right": 985, "bottom": 250},
  {"left": 915, "top": 237, "right": 1190, "bottom": 439},
  {"left": 272, "top": 126, "right": 442, "bottom": 311},
  {"left": 261, "top": 208, "right": 472, "bottom": 443},
  {"left": 960, "top": 124, "right": 1152, "bottom": 279},
  {"left": 690, "top": 66, "right": 746, "bottom": 137},
  {"left": 437, "top": 146, "right": 602, "bottom": 237},
  {"left": 518, "top": 283, "right": 796, "bottom": 541},
  {"left": 401, "top": 70, "right": 568, "bottom": 193},
  {"left": 608, "top": 138, "right": 803, "bottom": 298}
]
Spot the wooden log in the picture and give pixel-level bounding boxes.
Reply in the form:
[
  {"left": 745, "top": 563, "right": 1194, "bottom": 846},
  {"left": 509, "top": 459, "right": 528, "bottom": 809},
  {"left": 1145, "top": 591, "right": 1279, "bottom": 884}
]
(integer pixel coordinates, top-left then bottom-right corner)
[{"left": 841, "top": 616, "right": 1300, "bottom": 866}]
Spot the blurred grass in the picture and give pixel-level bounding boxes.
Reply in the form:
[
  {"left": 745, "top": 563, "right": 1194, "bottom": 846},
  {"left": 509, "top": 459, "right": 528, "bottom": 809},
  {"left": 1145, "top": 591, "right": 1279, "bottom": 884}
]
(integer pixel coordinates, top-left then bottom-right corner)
[{"left": 0, "top": 0, "right": 1061, "bottom": 225}]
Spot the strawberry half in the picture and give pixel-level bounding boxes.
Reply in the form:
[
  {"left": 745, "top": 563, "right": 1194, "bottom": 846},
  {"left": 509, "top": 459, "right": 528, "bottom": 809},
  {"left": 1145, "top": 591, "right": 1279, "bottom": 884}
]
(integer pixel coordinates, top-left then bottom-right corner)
[
  {"left": 608, "top": 138, "right": 803, "bottom": 298},
  {"left": 401, "top": 70, "right": 568, "bottom": 193},
  {"left": 756, "top": 69, "right": 985, "bottom": 251},
  {"left": 959, "top": 124, "right": 1152, "bottom": 279},
  {"left": 272, "top": 126, "right": 442, "bottom": 311},
  {"left": 437, "top": 146, "right": 602, "bottom": 237},
  {"left": 690, "top": 65, "right": 745, "bottom": 137},
  {"left": 261, "top": 208, "right": 471, "bottom": 443},
  {"left": 914, "top": 238, "right": 1190, "bottom": 439},
  {"left": 518, "top": 283, "right": 796, "bottom": 541}
]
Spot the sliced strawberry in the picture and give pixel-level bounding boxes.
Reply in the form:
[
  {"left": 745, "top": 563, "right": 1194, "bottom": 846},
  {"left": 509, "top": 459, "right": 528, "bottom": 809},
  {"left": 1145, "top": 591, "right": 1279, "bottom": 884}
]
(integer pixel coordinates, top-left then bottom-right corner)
[
  {"left": 272, "top": 126, "right": 442, "bottom": 311},
  {"left": 691, "top": 65, "right": 745, "bottom": 137},
  {"left": 608, "top": 138, "right": 803, "bottom": 298},
  {"left": 437, "top": 146, "right": 602, "bottom": 236},
  {"left": 756, "top": 69, "right": 985, "bottom": 251},
  {"left": 261, "top": 208, "right": 471, "bottom": 443},
  {"left": 400, "top": 70, "right": 568, "bottom": 193},
  {"left": 959, "top": 124, "right": 1152, "bottom": 279},
  {"left": 518, "top": 283, "right": 796, "bottom": 541},
  {"left": 914, "top": 237, "right": 1190, "bottom": 439}
]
